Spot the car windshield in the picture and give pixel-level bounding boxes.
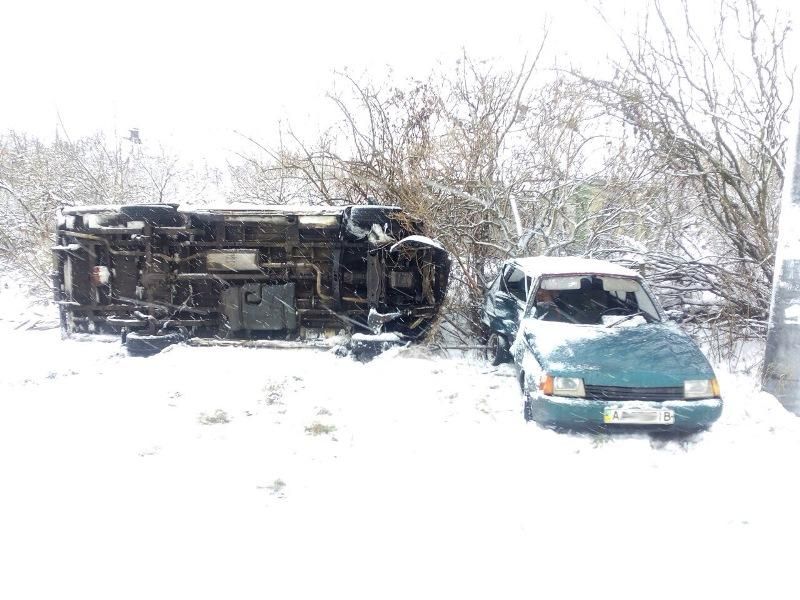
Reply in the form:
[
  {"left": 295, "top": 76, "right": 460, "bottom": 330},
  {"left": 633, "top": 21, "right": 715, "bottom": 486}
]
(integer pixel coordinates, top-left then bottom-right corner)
[{"left": 531, "top": 275, "right": 660, "bottom": 325}]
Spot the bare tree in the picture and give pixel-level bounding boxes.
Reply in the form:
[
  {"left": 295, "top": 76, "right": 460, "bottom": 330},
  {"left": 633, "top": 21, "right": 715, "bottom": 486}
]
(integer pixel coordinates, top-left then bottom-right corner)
[
  {"left": 226, "top": 0, "right": 792, "bottom": 351},
  {"left": 232, "top": 48, "right": 662, "bottom": 340},
  {"left": 580, "top": 0, "right": 794, "bottom": 338},
  {"left": 0, "top": 129, "right": 206, "bottom": 295}
]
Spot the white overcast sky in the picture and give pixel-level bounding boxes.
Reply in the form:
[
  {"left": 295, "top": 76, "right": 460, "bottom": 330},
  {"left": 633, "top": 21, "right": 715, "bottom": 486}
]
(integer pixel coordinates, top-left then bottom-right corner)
[{"left": 1, "top": 0, "right": 795, "bottom": 163}]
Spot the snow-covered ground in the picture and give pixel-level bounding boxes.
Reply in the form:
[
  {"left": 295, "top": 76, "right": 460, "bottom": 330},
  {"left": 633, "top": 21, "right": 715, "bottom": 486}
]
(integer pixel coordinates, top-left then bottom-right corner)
[{"left": 1, "top": 284, "right": 800, "bottom": 599}]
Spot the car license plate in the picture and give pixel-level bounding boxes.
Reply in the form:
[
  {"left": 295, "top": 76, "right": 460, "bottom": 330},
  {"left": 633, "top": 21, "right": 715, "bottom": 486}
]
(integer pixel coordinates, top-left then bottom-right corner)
[{"left": 603, "top": 408, "right": 674, "bottom": 425}]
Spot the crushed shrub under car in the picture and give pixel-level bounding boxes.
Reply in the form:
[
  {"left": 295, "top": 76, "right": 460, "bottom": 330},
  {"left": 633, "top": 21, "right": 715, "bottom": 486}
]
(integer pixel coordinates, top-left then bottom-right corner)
[
  {"left": 53, "top": 203, "right": 450, "bottom": 358},
  {"left": 481, "top": 256, "right": 723, "bottom": 433}
]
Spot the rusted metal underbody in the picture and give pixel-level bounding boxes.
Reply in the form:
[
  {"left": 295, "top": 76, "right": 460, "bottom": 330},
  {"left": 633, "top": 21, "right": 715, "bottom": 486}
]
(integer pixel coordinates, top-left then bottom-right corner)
[{"left": 53, "top": 204, "right": 450, "bottom": 341}]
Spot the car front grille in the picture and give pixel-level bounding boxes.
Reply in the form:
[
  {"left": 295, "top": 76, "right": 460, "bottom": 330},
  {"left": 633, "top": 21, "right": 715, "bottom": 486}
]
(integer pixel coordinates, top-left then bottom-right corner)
[{"left": 584, "top": 385, "right": 684, "bottom": 402}]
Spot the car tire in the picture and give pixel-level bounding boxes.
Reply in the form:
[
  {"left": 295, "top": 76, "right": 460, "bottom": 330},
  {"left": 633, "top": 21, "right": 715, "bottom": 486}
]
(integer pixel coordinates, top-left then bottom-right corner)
[
  {"left": 486, "top": 333, "right": 510, "bottom": 366},
  {"left": 125, "top": 330, "right": 184, "bottom": 357},
  {"left": 522, "top": 377, "right": 534, "bottom": 422},
  {"left": 523, "top": 398, "right": 534, "bottom": 422},
  {"left": 349, "top": 334, "right": 402, "bottom": 362}
]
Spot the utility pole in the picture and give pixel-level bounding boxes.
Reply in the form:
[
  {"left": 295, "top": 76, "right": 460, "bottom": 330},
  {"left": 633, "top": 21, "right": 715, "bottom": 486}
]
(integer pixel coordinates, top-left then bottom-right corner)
[{"left": 762, "top": 109, "right": 800, "bottom": 414}]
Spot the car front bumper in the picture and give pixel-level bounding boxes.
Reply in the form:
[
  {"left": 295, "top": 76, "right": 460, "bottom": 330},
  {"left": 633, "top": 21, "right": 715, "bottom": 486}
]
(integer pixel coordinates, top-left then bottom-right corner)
[{"left": 528, "top": 393, "right": 723, "bottom": 431}]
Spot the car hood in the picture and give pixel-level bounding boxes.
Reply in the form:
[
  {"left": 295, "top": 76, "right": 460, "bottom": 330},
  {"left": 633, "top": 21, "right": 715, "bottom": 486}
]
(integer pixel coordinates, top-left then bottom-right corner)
[{"left": 522, "top": 320, "right": 715, "bottom": 387}]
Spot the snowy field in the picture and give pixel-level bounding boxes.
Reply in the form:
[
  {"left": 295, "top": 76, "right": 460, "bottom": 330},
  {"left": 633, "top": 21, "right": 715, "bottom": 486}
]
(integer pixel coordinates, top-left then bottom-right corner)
[{"left": 1, "top": 288, "right": 800, "bottom": 599}]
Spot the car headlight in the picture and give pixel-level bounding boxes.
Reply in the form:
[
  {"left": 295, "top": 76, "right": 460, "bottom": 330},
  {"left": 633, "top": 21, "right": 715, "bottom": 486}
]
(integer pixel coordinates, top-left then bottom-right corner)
[
  {"left": 539, "top": 375, "right": 585, "bottom": 397},
  {"left": 684, "top": 379, "right": 720, "bottom": 399}
]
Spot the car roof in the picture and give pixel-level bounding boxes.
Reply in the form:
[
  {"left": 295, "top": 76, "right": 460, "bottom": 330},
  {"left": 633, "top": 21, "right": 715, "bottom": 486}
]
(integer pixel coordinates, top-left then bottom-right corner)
[{"left": 509, "top": 256, "right": 641, "bottom": 279}]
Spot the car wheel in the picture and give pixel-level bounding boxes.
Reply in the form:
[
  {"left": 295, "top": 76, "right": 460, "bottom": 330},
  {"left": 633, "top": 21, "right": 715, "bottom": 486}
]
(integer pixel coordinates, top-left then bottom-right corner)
[
  {"left": 125, "top": 330, "right": 184, "bottom": 357},
  {"left": 523, "top": 399, "right": 534, "bottom": 422},
  {"left": 522, "top": 377, "right": 534, "bottom": 422},
  {"left": 486, "top": 333, "right": 510, "bottom": 366},
  {"left": 348, "top": 334, "right": 402, "bottom": 362}
]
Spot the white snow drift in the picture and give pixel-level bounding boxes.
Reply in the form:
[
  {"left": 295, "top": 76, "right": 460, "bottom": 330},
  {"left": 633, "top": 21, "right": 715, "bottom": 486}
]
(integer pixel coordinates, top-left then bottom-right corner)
[{"left": 0, "top": 283, "right": 799, "bottom": 600}]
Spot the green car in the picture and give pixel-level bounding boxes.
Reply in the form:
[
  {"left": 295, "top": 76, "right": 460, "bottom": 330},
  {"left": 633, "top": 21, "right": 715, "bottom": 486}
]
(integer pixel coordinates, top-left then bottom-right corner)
[{"left": 481, "top": 257, "right": 722, "bottom": 431}]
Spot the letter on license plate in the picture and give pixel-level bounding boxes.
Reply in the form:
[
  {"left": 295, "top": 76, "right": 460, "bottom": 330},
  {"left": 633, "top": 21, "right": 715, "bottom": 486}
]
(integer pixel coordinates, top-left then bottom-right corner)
[{"left": 603, "top": 408, "right": 674, "bottom": 425}]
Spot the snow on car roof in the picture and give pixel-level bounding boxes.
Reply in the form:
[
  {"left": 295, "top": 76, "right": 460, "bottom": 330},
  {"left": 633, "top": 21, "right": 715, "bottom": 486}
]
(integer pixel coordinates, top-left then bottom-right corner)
[
  {"left": 511, "top": 256, "right": 640, "bottom": 278},
  {"left": 183, "top": 204, "right": 349, "bottom": 216},
  {"left": 60, "top": 203, "right": 401, "bottom": 216},
  {"left": 60, "top": 204, "right": 145, "bottom": 215}
]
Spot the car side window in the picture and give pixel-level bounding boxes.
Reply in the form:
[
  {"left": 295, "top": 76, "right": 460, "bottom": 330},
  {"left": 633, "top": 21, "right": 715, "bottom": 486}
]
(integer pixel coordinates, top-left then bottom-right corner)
[{"left": 502, "top": 266, "right": 528, "bottom": 303}]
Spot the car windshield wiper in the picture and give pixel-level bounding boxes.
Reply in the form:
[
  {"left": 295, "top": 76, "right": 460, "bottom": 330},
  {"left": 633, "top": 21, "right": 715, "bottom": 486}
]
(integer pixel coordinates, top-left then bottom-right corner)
[{"left": 605, "top": 311, "right": 645, "bottom": 328}]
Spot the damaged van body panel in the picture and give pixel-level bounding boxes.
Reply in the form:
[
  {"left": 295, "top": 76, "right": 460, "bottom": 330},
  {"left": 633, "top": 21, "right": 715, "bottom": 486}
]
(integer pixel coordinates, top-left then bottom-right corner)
[{"left": 53, "top": 204, "right": 450, "bottom": 342}]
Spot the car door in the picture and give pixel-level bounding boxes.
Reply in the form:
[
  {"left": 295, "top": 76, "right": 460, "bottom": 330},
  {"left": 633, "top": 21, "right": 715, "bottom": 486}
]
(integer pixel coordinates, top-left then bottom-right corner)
[
  {"left": 485, "top": 264, "right": 529, "bottom": 339},
  {"left": 512, "top": 275, "right": 542, "bottom": 363}
]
